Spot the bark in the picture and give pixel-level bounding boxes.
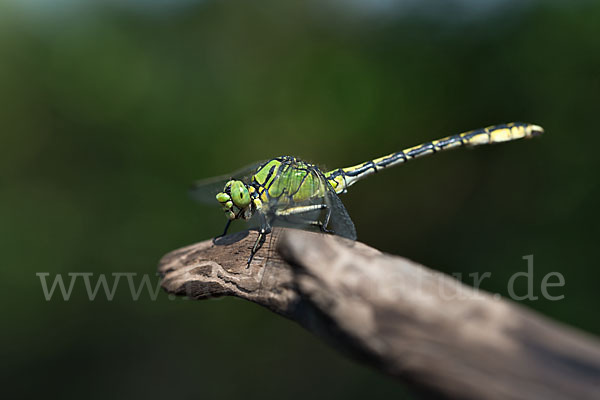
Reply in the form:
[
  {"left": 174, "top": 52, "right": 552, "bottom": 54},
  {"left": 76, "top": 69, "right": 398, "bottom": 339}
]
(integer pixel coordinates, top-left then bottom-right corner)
[{"left": 158, "top": 228, "right": 600, "bottom": 400}]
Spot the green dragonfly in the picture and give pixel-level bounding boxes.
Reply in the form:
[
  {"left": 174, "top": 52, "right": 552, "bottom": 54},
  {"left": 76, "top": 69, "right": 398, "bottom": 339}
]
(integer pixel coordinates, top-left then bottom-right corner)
[{"left": 192, "top": 122, "right": 543, "bottom": 265}]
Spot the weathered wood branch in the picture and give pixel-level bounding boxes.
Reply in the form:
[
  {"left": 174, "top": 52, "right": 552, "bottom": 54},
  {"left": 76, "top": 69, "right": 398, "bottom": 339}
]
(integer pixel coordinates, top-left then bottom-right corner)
[{"left": 158, "top": 228, "right": 600, "bottom": 400}]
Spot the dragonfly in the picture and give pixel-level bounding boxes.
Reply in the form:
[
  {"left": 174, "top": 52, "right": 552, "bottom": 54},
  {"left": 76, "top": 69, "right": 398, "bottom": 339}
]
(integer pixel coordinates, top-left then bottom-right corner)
[{"left": 191, "top": 122, "right": 543, "bottom": 266}]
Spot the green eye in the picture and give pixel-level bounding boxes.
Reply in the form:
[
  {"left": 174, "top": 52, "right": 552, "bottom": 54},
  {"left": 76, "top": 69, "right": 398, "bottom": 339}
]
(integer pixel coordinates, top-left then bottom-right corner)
[{"left": 230, "top": 181, "right": 251, "bottom": 208}]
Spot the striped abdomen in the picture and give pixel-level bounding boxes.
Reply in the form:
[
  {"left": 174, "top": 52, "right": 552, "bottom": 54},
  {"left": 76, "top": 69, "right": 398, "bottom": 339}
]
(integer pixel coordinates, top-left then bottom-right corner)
[{"left": 325, "top": 122, "right": 544, "bottom": 194}]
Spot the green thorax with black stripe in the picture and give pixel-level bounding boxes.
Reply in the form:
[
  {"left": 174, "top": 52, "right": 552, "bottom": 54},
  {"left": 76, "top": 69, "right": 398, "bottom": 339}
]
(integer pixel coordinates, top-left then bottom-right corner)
[{"left": 250, "top": 157, "right": 329, "bottom": 207}]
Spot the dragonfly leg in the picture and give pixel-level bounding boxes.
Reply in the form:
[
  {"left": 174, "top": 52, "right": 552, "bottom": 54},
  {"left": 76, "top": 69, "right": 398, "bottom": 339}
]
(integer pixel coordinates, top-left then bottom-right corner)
[
  {"left": 247, "top": 214, "right": 271, "bottom": 267},
  {"left": 305, "top": 220, "right": 333, "bottom": 233},
  {"left": 320, "top": 206, "right": 334, "bottom": 234},
  {"left": 275, "top": 204, "right": 334, "bottom": 235},
  {"left": 216, "top": 219, "right": 232, "bottom": 238},
  {"left": 305, "top": 208, "right": 334, "bottom": 234}
]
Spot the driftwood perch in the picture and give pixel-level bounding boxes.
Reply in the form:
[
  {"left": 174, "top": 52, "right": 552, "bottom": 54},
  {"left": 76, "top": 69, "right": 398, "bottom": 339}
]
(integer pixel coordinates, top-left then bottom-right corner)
[{"left": 158, "top": 228, "right": 600, "bottom": 400}]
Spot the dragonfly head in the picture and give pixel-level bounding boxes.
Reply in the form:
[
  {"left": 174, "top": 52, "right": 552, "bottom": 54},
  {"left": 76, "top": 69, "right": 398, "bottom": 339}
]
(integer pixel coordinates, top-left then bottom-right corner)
[{"left": 216, "top": 180, "right": 258, "bottom": 221}]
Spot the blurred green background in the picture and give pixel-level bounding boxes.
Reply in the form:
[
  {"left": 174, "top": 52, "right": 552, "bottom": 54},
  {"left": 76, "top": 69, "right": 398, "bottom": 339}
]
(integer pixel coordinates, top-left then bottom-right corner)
[{"left": 2, "top": 0, "right": 599, "bottom": 398}]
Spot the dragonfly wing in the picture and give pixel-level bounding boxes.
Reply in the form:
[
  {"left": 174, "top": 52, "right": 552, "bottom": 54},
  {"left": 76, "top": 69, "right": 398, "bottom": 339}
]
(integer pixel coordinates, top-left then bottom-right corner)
[
  {"left": 324, "top": 181, "right": 357, "bottom": 240},
  {"left": 267, "top": 170, "right": 356, "bottom": 240},
  {"left": 266, "top": 164, "right": 329, "bottom": 232},
  {"left": 189, "top": 161, "right": 265, "bottom": 205},
  {"left": 189, "top": 176, "right": 230, "bottom": 205}
]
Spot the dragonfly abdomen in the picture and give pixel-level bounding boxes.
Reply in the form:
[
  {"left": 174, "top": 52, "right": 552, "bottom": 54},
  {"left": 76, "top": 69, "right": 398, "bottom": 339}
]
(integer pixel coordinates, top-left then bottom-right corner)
[{"left": 325, "top": 122, "right": 543, "bottom": 193}]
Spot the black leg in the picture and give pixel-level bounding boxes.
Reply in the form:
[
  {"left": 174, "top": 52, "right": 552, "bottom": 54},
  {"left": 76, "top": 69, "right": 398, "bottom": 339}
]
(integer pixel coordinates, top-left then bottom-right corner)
[
  {"left": 217, "top": 219, "right": 232, "bottom": 238},
  {"left": 274, "top": 204, "right": 335, "bottom": 235},
  {"left": 247, "top": 213, "right": 271, "bottom": 267},
  {"left": 310, "top": 220, "right": 334, "bottom": 234},
  {"left": 320, "top": 206, "right": 334, "bottom": 234}
]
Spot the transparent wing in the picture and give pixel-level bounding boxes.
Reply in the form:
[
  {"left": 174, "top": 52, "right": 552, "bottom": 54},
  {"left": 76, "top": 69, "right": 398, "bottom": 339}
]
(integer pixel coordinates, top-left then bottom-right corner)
[
  {"left": 324, "top": 181, "right": 357, "bottom": 240},
  {"left": 189, "top": 161, "right": 265, "bottom": 205},
  {"left": 268, "top": 167, "right": 356, "bottom": 240}
]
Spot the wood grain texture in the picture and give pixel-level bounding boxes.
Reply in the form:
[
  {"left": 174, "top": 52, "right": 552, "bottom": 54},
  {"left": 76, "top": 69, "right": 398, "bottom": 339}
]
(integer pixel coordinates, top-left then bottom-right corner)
[{"left": 158, "top": 228, "right": 600, "bottom": 400}]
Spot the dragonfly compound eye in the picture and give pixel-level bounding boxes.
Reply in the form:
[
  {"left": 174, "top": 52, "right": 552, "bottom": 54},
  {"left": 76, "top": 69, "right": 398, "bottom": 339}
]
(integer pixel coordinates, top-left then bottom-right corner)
[{"left": 230, "top": 181, "right": 251, "bottom": 208}]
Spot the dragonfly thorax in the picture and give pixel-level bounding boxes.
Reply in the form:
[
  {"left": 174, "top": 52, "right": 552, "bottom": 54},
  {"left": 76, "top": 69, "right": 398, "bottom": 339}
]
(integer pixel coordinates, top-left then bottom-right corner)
[{"left": 215, "top": 180, "right": 262, "bottom": 221}]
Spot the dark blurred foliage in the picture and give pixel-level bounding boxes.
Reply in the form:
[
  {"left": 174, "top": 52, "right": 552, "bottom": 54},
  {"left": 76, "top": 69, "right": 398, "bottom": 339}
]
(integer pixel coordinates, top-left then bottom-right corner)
[{"left": 1, "top": 0, "right": 599, "bottom": 399}]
